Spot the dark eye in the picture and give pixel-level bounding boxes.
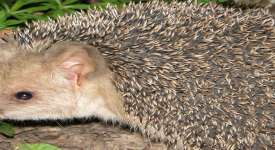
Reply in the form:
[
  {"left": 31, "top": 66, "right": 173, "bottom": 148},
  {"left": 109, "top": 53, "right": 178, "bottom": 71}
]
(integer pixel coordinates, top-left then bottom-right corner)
[{"left": 15, "top": 91, "right": 33, "bottom": 100}]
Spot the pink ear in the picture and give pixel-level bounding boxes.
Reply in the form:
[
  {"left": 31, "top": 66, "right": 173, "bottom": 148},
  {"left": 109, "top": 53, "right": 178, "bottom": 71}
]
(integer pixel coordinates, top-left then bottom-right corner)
[
  {"left": 59, "top": 50, "right": 95, "bottom": 88},
  {"left": 62, "top": 57, "right": 83, "bottom": 86}
]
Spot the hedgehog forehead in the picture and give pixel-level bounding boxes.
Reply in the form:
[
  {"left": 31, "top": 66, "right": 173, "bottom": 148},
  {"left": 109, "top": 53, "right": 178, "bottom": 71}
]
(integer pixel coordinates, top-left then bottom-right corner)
[
  {"left": 0, "top": 40, "right": 42, "bottom": 60},
  {"left": 0, "top": 43, "right": 21, "bottom": 63},
  {"left": 0, "top": 50, "right": 44, "bottom": 79}
]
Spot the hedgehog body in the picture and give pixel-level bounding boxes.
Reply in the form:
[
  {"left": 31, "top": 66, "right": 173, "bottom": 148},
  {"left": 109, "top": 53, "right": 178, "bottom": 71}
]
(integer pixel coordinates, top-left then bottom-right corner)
[{"left": 11, "top": 1, "right": 275, "bottom": 149}]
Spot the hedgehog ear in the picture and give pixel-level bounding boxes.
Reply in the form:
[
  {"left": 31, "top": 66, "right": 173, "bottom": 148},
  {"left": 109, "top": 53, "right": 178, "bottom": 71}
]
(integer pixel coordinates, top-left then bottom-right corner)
[{"left": 51, "top": 43, "right": 97, "bottom": 88}]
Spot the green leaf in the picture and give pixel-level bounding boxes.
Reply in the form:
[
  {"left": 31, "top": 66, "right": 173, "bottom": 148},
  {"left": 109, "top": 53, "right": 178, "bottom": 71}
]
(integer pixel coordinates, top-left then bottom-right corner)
[
  {"left": 11, "top": 0, "right": 29, "bottom": 11},
  {"left": 0, "top": 24, "right": 7, "bottom": 29},
  {"left": 16, "top": 143, "right": 61, "bottom": 150},
  {"left": 1, "top": 3, "right": 10, "bottom": 12},
  {"left": 63, "top": 0, "right": 79, "bottom": 5},
  {"left": 64, "top": 4, "right": 91, "bottom": 10},
  {"left": 41, "top": 3, "right": 59, "bottom": 10},
  {"left": 46, "top": 9, "right": 66, "bottom": 17},
  {"left": 4, "top": 19, "right": 25, "bottom": 26},
  {"left": 11, "top": 0, "right": 48, "bottom": 11},
  {"left": 13, "top": 13, "right": 36, "bottom": 20},
  {"left": 0, "top": 121, "right": 15, "bottom": 137},
  {"left": 0, "top": 10, "right": 7, "bottom": 22},
  {"left": 15, "top": 5, "right": 50, "bottom": 14},
  {"left": 53, "top": 0, "right": 62, "bottom": 8}
]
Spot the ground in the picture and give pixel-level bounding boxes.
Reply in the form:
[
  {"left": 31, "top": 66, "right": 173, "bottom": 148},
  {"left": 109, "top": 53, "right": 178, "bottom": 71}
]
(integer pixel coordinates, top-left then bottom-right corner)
[{"left": 0, "top": 120, "right": 166, "bottom": 150}]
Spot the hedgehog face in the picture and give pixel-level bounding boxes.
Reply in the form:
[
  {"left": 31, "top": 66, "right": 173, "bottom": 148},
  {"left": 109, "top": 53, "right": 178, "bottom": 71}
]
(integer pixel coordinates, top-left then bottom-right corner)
[
  {"left": 0, "top": 60, "right": 78, "bottom": 120},
  {"left": 0, "top": 42, "right": 121, "bottom": 121}
]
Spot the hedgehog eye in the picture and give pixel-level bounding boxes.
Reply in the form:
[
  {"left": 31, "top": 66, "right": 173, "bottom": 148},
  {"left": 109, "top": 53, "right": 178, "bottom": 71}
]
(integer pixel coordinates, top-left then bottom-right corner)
[{"left": 15, "top": 91, "right": 33, "bottom": 101}]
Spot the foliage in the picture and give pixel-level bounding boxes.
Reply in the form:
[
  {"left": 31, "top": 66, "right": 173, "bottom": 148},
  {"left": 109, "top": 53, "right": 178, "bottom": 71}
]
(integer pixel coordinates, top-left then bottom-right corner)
[
  {"left": 16, "top": 143, "right": 61, "bottom": 150},
  {"left": 0, "top": 0, "right": 94, "bottom": 29},
  {"left": 0, "top": 122, "right": 61, "bottom": 149},
  {"left": 0, "top": 121, "right": 15, "bottom": 137}
]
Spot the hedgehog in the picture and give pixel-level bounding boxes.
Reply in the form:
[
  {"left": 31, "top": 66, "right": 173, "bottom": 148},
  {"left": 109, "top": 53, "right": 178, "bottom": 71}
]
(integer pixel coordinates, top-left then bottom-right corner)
[{"left": 0, "top": 1, "right": 274, "bottom": 149}]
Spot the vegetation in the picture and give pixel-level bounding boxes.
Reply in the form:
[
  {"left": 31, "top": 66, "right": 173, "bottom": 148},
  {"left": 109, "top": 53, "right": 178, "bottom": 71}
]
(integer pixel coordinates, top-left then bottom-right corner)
[
  {"left": 0, "top": 121, "right": 14, "bottom": 137},
  {"left": 16, "top": 143, "right": 61, "bottom": 150}
]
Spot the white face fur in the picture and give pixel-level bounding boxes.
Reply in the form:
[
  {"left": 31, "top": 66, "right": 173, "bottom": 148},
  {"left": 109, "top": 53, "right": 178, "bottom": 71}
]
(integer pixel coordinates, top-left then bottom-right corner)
[{"left": 0, "top": 41, "right": 123, "bottom": 121}]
